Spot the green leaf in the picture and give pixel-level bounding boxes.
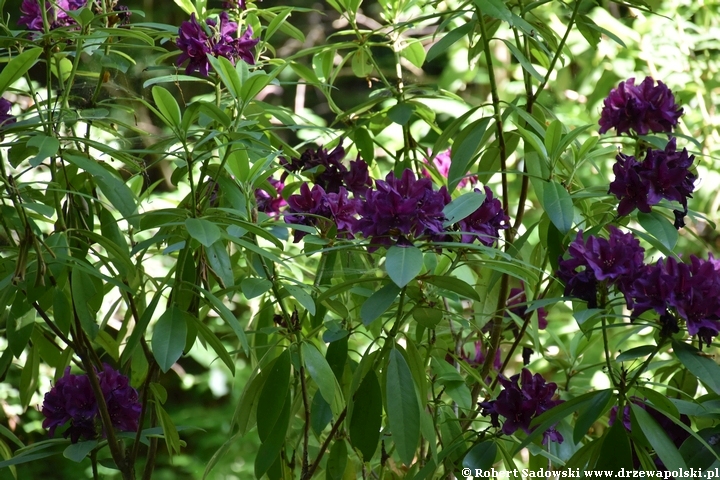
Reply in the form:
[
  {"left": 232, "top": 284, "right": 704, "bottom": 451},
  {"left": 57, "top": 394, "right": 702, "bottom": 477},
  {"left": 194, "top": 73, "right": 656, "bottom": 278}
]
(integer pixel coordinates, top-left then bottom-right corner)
[
  {"left": 205, "top": 240, "right": 234, "bottom": 289},
  {"left": 360, "top": 282, "right": 401, "bottom": 326},
  {"left": 631, "top": 404, "right": 687, "bottom": 471},
  {"left": 254, "top": 392, "right": 291, "bottom": 478},
  {"left": 573, "top": 389, "right": 613, "bottom": 444},
  {"left": 326, "top": 440, "right": 348, "bottom": 480},
  {"left": 423, "top": 275, "right": 480, "bottom": 301},
  {"left": 637, "top": 211, "right": 678, "bottom": 251},
  {"left": 27, "top": 135, "right": 59, "bottom": 167},
  {"left": 152, "top": 307, "right": 189, "bottom": 372},
  {"left": 462, "top": 441, "right": 497, "bottom": 471},
  {"left": 63, "top": 440, "right": 97, "bottom": 462},
  {"left": 302, "top": 343, "right": 336, "bottom": 406},
  {"left": 188, "top": 314, "right": 235, "bottom": 375},
  {"left": 386, "top": 348, "right": 420, "bottom": 466},
  {"left": 443, "top": 190, "right": 486, "bottom": 227},
  {"left": 541, "top": 181, "right": 573, "bottom": 234},
  {"left": 207, "top": 53, "right": 242, "bottom": 101},
  {"left": 448, "top": 117, "right": 492, "bottom": 192},
  {"left": 400, "top": 39, "right": 426, "bottom": 68},
  {"left": 385, "top": 246, "right": 423, "bottom": 288},
  {"left": 544, "top": 120, "right": 563, "bottom": 160},
  {"left": 616, "top": 345, "right": 657, "bottom": 362},
  {"left": 71, "top": 266, "right": 100, "bottom": 339},
  {"left": 349, "top": 370, "right": 382, "bottom": 461},
  {"left": 185, "top": 218, "right": 221, "bottom": 248},
  {"left": 173, "top": 0, "right": 196, "bottom": 15},
  {"left": 597, "top": 420, "right": 633, "bottom": 472},
  {"left": 426, "top": 22, "right": 474, "bottom": 63},
  {"left": 500, "top": 38, "right": 543, "bottom": 82},
  {"left": 0, "top": 48, "right": 42, "bottom": 95},
  {"left": 240, "top": 277, "right": 272, "bottom": 299},
  {"left": 472, "top": 0, "right": 511, "bottom": 21},
  {"left": 155, "top": 402, "right": 181, "bottom": 456},
  {"left": 351, "top": 48, "right": 373, "bottom": 78},
  {"left": 197, "top": 286, "right": 250, "bottom": 356},
  {"left": 152, "top": 86, "right": 182, "bottom": 129},
  {"left": 413, "top": 307, "right": 443, "bottom": 328},
  {"left": 311, "top": 390, "right": 333, "bottom": 435},
  {"left": 673, "top": 340, "right": 720, "bottom": 394},
  {"left": 388, "top": 102, "right": 415, "bottom": 125},
  {"left": 285, "top": 285, "right": 316, "bottom": 315},
  {"left": 257, "top": 350, "right": 291, "bottom": 442}
]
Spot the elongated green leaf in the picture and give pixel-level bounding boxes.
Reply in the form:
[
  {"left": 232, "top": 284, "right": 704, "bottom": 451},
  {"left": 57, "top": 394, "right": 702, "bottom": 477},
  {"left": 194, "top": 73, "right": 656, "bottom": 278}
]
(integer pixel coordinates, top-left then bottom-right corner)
[
  {"left": 257, "top": 350, "right": 291, "bottom": 442},
  {"left": 443, "top": 190, "right": 486, "bottom": 227},
  {"left": 27, "top": 135, "right": 59, "bottom": 167},
  {"left": 423, "top": 275, "right": 480, "bottom": 301},
  {"left": 673, "top": 340, "right": 720, "bottom": 394},
  {"left": 386, "top": 348, "right": 420, "bottom": 466},
  {"left": 427, "top": 22, "right": 474, "bottom": 63},
  {"left": 152, "top": 85, "right": 181, "bottom": 129},
  {"left": 207, "top": 50, "right": 241, "bottom": 100},
  {"left": 205, "top": 240, "right": 234, "bottom": 289},
  {"left": 63, "top": 440, "right": 97, "bottom": 462},
  {"left": 285, "top": 284, "right": 316, "bottom": 315},
  {"left": 385, "top": 245, "right": 423, "bottom": 288},
  {"left": 349, "top": 370, "right": 382, "bottom": 461},
  {"left": 255, "top": 391, "right": 290, "bottom": 478},
  {"left": 448, "top": 117, "right": 492, "bottom": 192},
  {"left": 186, "top": 218, "right": 221, "bottom": 248},
  {"left": 616, "top": 345, "right": 657, "bottom": 362},
  {"left": 152, "top": 307, "right": 189, "bottom": 372},
  {"left": 472, "top": 0, "right": 511, "bottom": 21},
  {"left": 541, "top": 181, "right": 573, "bottom": 234},
  {"left": 302, "top": 343, "right": 335, "bottom": 406},
  {"left": 631, "top": 404, "right": 687, "bottom": 471},
  {"left": 462, "top": 441, "right": 497, "bottom": 471},
  {"left": 500, "top": 38, "right": 543, "bottom": 82},
  {"left": 360, "top": 282, "right": 401, "bottom": 326},
  {"left": 240, "top": 277, "right": 272, "bottom": 299},
  {"left": 188, "top": 314, "right": 235, "bottom": 375},
  {"left": 573, "top": 389, "right": 613, "bottom": 443},
  {"left": 326, "top": 439, "right": 348, "bottom": 480},
  {"left": 597, "top": 420, "right": 633, "bottom": 472},
  {"left": 637, "top": 211, "right": 678, "bottom": 251},
  {"left": 197, "top": 286, "right": 250, "bottom": 356},
  {"left": 63, "top": 154, "right": 137, "bottom": 218},
  {"left": 0, "top": 48, "right": 42, "bottom": 95},
  {"left": 400, "top": 39, "right": 426, "bottom": 68}
]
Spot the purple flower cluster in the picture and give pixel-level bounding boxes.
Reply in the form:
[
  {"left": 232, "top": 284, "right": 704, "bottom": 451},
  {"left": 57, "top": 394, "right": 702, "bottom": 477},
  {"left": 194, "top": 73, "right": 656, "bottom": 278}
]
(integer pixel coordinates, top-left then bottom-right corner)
[
  {"left": 41, "top": 365, "right": 141, "bottom": 443},
  {"left": 284, "top": 184, "right": 359, "bottom": 242},
  {"left": 355, "top": 169, "right": 450, "bottom": 250},
  {"left": 19, "top": 0, "right": 85, "bottom": 31},
  {"left": 456, "top": 186, "right": 509, "bottom": 246},
  {"left": 176, "top": 12, "right": 258, "bottom": 76},
  {"left": 479, "top": 368, "right": 564, "bottom": 444},
  {"left": 609, "top": 138, "right": 696, "bottom": 226},
  {"left": 281, "top": 145, "right": 372, "bottom": 196},
  {"left": 557, "top": 227, "right": 645, "bottom": 308},
  {"left": 255, "top": 177, "right": 286, "bottom": 217},
  {"left": 422, "top": 148, "right": 478, "bottom": 188},
  {"left": 0, "top": 98, "right": 15, "bottom": 138},
  {"left": 598, "top": 77, "right": 683, "bottom": 136},
  {"left": 626, "top": 255, "right": 720, "bottom": 345}
]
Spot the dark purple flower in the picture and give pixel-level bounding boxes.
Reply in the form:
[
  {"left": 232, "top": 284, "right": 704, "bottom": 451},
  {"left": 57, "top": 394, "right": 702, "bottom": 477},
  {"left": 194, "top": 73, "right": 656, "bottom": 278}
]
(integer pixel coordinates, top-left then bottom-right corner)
[
  {"left": 223, "top": 0, "right": 246, "bottom": 10},
  {"left": 609, "top": 139, "right": 696, "bottom": 222},
  {"left": 557, "top": 227, "right": 645, "bottom": 305},
  {"left": 98, "top": 365, "right": 142, "bottom": 433},
  {"left": 0, "top": 98, "right": 15, "bottom": 137},
  {"left": 176, "top": 12, "right": 258, "bottom": 76},
  {"left": 19, "top": 0, "right": 85, "bottom": 31},
  {"left": 41, "top": 365, "right": 141, "bottom": 443},
  {"left": 455, "top": 186, "right": 509, "bottom": 246},
  {"left": 480, "top": 368, "right": 564, "bottom": 444},
  {"left": 285, "top": 183, "right": 359, "bottom": 242},
  {"left": 343, "top": 159, "right": 373, "bottom": 196},
  {"left": 355, "top": 169, "right": 450, "bottom": 251},
  {"left": 255, "top": 178, "right": 286, "bottom": 217},
  {"left": 421, "top": 148, "right": 478, "bottom": 188},
  {"left": 598, "top": 77, "right": 683, "bottom": 136},
  {"left": 462, "top": 341, "right": 501, "bottom": 371},
  {"left": 507, "top": 287, "right": 548, "bottom": 329}
]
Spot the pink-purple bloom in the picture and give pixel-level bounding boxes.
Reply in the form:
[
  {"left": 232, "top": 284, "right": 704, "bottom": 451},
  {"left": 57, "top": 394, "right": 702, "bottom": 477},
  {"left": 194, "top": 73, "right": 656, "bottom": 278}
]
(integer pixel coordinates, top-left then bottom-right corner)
[
  {"left": 255, "top": 178, "right": 286, "bottom": 217},
  {"left": 355, "top": 169, "right": 450, "bottom": 251},
  {"left": 462, "top": 341, "right": 502, "bottom": 371},
  {"left": 281, "top": 145, "right": 372, "bottom": 196},
  {"left": 598, "top": 77, "right": 683, "bottom": 136},
  {"left": 176, "top": 12, "right": 258, "bottom": 76},
  {"left": 422, "top": 148, "right": 477, "bottom": 188},
  {"left": 557, "top": 227, "right": 645, "bottom": 307},
  {"left": 479, "top": 368, "right": 564, "bottom": 444},
  {"left": 0, "top": 98, "right": 15, "bottom": 137},
  {"left": 609, "top": 138, "right": 695, "bottom": 226},
  {"left": 456, "top": 186, "right": 509, "bottom": 246},
  {"left": 19, "top": 0, "right": 86, "bottom": 31},
  {"left": 627, "top": 255, "right": 720, "bottom": 345},
  {"left": 285, "top": 183, "right": 359, "bottom": 242},
  {"left": 41, "top": 365, "right": 141, "bottom": 443}
]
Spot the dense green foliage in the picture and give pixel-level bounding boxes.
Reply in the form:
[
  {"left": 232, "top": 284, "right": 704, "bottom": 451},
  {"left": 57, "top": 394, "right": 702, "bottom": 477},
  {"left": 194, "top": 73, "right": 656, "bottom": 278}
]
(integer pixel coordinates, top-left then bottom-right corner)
[{"left": 1, "top": 0, "right": 720, "bottom": 478}]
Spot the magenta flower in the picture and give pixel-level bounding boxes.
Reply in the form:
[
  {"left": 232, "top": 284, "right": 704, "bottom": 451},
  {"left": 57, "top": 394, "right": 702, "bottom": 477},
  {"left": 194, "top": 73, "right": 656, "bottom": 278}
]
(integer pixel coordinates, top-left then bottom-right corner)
[
  {"left": 479, "top": 368, "right": 564, "bottom": 444},
  {"left": 285, "top": 183, "right": 359, "bottom": 242},
  {"left": 255, "top": 178, "right": 286, "bottom": 217},
  {"left": 0, "top": 98, "right": 16, "bottom": 138},
  {"left": 42, "top": 366, "right": 141, "bottom": 443},
  {"left": 176, "top": 12, "right": 258, "bottom": 76},
  {"left": 421, "top": 148, "right": 477, "bottom": 188},
  {"left": 19, "top": 0, "right": 85, "bottom": 31},
  {"left": 557, "top": 227, "right": 645, "bottom": 307},
  {"left": 355, "top": 169, "right": 450, "bottom": 251},
  {"left": 281, "top": 145, "right": 372, "bottom": 196},
  {"left": 598, "top": 77, "right": 683, "bottom": 136},
  {"left": 461, "top": 341, "right": 502, "bottom": 371}
]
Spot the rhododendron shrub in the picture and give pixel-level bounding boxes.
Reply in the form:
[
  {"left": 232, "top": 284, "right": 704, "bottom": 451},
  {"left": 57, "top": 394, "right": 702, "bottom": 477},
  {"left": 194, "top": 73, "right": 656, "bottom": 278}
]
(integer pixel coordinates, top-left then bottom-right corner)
[{"left": 0, "top": 0, "right": 719, "bottom": 478}]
